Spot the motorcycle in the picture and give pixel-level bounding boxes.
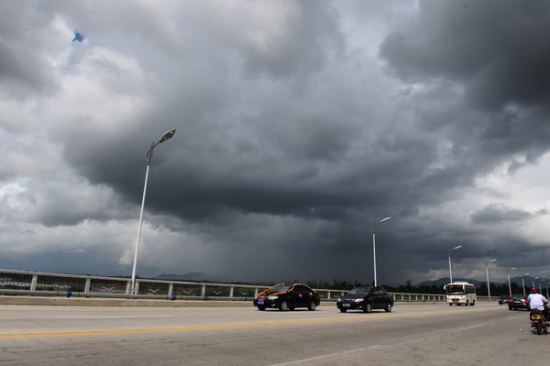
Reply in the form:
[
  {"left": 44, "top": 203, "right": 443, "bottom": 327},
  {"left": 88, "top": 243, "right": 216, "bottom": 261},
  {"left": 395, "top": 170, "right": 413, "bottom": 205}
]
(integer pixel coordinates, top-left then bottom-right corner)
[{"left": 529, "top": 309, "right": 549, "bottom": 335}]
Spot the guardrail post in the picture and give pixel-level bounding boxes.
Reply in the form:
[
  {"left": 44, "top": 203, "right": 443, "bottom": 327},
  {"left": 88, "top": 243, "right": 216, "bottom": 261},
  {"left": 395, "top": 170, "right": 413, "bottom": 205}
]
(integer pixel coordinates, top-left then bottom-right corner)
[
  {"left": 201, "top": 284, "right": 206, "bottom": 298},
  {"left": 254, "top": 288, "right": 259, "bottom": 297},
  {"left": 327, "top": 291, "right": 331, "bottom": 300},
  {"left": 30, "top": 275, "right": 38, "bottom": 291},
  {"left": 229, "top": 286, "right": 234, "bottom": 299},
  {"left": 126, "top": 281, "right": 132, "bottom": 295},
  {"left": 168, "top": 283, "right": 174, "bottom": 297},
  {"left": 84, "top": 278, "right": 91, "bottom": 294}
]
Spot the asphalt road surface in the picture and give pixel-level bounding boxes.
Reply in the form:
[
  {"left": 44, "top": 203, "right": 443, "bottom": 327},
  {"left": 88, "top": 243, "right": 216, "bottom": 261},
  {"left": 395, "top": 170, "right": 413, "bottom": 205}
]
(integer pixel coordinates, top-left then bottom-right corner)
[{"left": 0, "top": 302, "right": 546, "bottom": 365}]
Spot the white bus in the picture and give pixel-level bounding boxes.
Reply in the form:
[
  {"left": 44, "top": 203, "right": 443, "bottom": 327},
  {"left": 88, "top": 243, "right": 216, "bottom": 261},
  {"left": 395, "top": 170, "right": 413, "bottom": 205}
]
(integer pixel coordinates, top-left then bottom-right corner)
[{"left": 444, "top": 282, "right": 476, "bottom": 306}]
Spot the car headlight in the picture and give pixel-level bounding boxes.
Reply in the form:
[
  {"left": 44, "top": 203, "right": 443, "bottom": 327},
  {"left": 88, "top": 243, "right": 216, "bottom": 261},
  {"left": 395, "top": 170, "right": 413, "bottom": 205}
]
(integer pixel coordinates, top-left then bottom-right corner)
[
  {"left": 336, "top": 297, "right": 342, "bottom": 303},
  {"left": 354, "top": 298, "right": 363, "bottom": 303},
  {"left": 268, "top": 295, "right": 279, "bottom": 300}
]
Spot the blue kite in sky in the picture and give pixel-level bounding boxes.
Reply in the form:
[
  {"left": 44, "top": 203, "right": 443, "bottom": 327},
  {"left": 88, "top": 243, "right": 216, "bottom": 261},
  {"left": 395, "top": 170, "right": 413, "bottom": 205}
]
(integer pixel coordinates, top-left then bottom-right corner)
[{"left": 72, "top": 31, "right": 85, "bottom": 43}]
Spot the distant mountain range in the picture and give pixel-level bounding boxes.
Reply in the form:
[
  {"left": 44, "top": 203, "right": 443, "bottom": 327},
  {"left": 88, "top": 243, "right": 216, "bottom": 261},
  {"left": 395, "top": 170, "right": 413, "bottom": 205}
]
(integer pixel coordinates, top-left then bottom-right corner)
[
  {"left": 415, "top": 277, "right": 487, "bottom": 288},
  {"left": 416, "top": 276, "right": 537, "bottom": 288},
  {"left": 154, "top": 272, "right": 217, "bottom": 282}
]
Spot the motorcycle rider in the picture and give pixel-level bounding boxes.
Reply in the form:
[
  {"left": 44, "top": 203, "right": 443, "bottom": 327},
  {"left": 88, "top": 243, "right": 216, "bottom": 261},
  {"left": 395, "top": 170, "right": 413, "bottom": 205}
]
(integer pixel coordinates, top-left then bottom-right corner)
[{"left": 527, "top": 287, "right": 549, "bottom": 320}]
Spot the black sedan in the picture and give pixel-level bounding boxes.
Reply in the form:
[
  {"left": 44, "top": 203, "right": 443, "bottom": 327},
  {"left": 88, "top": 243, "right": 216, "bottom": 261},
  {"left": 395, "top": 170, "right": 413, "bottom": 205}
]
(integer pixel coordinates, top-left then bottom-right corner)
[
  {"left": 508, "top": 294, "right": 528, "bottom": 310},
  {"left": 253, "top": 283, "right": 321, "bottom": 311},
  {"left": 336, "top": 286, "right": 394, "bottom": 313},
  {"left": 498, "top": 295, "right": 511, "bottom": 305}
]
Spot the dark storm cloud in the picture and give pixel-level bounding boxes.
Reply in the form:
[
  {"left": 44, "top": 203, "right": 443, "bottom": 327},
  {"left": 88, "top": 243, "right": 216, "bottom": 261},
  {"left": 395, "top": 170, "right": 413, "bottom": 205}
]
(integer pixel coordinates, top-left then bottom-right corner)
[
  {"left": 379, "top": 0, "right": 550, "bottom": 193},
  {"left": 46, "top": 2, "right": 363, "bottom": 224},
  {"left": 43, "top": 0, "right": 346, "bottom": 202},
  {"left": 471, "top": 204, "right": 548, "bottom": 225},
  {"left": 380, "top": 0, "right": 550, "bottom": 110},
  {"left": 3, "top": 1, "right": 550, "bottom": 285}
]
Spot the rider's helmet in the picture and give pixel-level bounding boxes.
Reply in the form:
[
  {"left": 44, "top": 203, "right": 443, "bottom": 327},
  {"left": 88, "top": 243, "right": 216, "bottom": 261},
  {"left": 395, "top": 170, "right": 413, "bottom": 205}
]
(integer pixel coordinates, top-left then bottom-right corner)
[{"left": 530, "top": 286, "right": 539, "bottom": 293}]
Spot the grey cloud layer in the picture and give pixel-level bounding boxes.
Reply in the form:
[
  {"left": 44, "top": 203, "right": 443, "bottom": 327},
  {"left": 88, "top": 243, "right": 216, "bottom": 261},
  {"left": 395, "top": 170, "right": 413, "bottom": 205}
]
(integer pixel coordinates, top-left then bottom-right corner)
[{"left": 1, "top": 0, "right": 549, "bottom": 284}]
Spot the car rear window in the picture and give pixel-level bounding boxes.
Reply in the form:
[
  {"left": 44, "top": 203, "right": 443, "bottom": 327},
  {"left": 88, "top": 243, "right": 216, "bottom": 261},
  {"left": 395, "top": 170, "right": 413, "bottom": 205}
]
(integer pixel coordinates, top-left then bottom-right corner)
[{"left": 349, "top": 287, "right": 370, "bottom": 295}]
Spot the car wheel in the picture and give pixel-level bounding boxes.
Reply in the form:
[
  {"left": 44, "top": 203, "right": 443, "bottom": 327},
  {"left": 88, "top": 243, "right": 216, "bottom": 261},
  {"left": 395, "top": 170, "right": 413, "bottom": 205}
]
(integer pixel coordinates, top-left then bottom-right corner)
[
  {"left": 279, "top": 301, "right": 288, "bottom": 311},
  {"left": 339, "top": 308, "right": 347, "bottom": 313},
  {"left": 508, "top": 306, "right": 513, "bottom": 310},
  {"left": 363, "top": 302, "right": 372, "bottom": 313},
  {"left": 384, "top": 302, "right": 392, "bottom": 313},
  {"left": 470, "top": 301, "right": 475, "bottom": 306},
  {"left": 258, "top": 306, "right": 266, "bottom": 311},
  {"left": 308, "top": 301, "right": 316, "bottom": 311}
]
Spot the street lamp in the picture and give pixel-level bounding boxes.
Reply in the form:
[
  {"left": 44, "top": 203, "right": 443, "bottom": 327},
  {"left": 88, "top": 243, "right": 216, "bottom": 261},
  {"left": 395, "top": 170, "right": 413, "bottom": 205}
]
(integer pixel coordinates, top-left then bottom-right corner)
[
  {"left": 540, "top": 279, "right": 550, "bottom": 298},
  {"left": 371, "top": 216, "right": 392, "bottom": 287},
  {"left": 448, "top": 245, "right": 463, "bottom": 284},
  {"left": 522, "top": 273, "right": 529, "bottom": 296},
  {"left": 485, "top": 258, "right": 497, "bottom": 299},
  {"left": 130, "top": 129, "right": 176, "bottom": 295},
  {"left": 507, "top": 267, "right": 517, "bottom": 297}
]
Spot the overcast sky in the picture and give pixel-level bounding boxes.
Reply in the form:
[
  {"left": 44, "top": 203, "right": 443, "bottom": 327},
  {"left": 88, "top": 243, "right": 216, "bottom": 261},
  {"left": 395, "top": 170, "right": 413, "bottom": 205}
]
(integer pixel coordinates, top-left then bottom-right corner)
[{"left": 1, "top": 0, "right": 550, "bottom": 286}]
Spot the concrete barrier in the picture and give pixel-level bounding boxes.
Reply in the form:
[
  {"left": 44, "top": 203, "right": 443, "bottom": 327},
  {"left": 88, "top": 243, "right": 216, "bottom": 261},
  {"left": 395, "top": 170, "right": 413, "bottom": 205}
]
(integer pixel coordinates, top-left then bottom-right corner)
[
  {"left": 0, "top": 296, "right": 254, "bottom": 307},
  {"left": 0, "top": 296, "right": 443, "bottom": 307}
]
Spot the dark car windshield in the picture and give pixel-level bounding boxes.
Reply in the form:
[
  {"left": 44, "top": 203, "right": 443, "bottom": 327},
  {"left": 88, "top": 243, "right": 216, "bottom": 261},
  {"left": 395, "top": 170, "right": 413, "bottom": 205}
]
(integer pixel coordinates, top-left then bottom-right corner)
[
  {"left": 446, "top": 285, "right": 465, "bottom": 295},
  {"left": 349, "top": 286, "right": 370, "bottom": 295},
  {"left": 269, "top": 284, "right": 292, "bottom": 293}
]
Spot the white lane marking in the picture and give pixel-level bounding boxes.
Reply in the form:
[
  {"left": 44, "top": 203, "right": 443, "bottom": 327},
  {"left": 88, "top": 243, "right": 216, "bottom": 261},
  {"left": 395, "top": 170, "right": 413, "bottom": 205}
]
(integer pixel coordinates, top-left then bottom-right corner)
[{"left": 268, "top": 347, "right": 371, "bottom": 366}]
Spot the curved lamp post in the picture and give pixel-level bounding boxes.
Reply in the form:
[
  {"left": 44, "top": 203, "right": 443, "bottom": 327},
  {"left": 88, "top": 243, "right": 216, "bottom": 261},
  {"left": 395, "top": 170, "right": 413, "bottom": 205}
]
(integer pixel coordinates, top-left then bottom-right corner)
[
  {"left": 130, "top": 129, "right": 176, "bottom": 295},
  {"left": 540, "top": 279, "right": 549, "bottom": 298},
  {"left": 507, "top": 267, "right": 517, "bottom": 297},
  {"left": 448, "top": 245, "right": 462, "bottom": 284},
  {"left": 485, "top": 258, "right": 497, "bottom": 298},
  {"left": 371, "top": 216, "right": 392, "bottom": 287}
]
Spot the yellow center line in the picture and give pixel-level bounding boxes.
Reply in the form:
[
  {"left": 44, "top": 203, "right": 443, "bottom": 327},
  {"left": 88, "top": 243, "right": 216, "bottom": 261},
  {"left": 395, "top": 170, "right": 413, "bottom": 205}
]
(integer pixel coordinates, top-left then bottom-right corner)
[{"left": 0, "top": 306, "right": 500, "bottom": 339}]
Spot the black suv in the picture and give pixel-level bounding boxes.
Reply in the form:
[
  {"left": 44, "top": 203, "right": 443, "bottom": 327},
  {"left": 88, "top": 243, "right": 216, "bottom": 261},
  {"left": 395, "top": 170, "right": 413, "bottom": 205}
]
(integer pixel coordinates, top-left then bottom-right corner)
[
  {"left": 336, "top": 286, "right": 394, "bottom": 313},
  {"left": 253, "top": 283, "right": 321, "bottom": 311}
]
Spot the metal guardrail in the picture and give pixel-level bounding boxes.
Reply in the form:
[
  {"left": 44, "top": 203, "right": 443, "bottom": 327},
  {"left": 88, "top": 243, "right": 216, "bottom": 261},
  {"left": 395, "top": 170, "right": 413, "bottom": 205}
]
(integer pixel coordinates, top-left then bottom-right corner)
[{"left": 1, "top": 269, "right": 495, "bottom": 303}]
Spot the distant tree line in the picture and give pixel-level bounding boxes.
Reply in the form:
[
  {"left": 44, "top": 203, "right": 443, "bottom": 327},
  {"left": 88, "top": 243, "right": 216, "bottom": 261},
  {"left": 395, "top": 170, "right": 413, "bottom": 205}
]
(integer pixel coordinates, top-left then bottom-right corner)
[
  {"left": 301, "top": 279, "right": 447, "bottom": 293},
  {"left": 303, "top": 279, "right": 536, "bottom": 296}
]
